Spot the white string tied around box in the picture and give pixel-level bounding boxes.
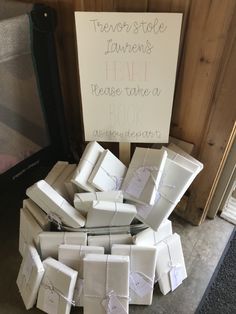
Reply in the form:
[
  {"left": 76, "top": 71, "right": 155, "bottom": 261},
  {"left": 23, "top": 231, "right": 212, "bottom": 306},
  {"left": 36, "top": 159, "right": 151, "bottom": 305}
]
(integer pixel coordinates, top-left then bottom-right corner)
[
  {"left": 128, "top": 245, "right": 153, "bottom": 297},
  {"left": 84, "top": 255, "right": 129, "bottom": 313},
  {"left": 154, "top": 239, "right": 181, "bottom": 284},
  {"left": 43, "top": 276, "right": 76, "bottom": 307}
]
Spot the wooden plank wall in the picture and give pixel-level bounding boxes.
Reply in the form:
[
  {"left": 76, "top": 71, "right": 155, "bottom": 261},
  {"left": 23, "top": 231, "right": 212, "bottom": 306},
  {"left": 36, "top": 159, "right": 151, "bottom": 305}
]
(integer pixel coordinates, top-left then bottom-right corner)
[{"left": 17, "top": 0, "right": 236, "bottom": 225}]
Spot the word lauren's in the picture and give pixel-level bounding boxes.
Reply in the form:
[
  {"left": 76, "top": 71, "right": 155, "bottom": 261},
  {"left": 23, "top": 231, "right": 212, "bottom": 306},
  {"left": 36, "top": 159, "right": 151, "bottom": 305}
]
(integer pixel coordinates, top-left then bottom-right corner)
[{"left": 105, "top": 39, "right": 153, "bottom": 55}]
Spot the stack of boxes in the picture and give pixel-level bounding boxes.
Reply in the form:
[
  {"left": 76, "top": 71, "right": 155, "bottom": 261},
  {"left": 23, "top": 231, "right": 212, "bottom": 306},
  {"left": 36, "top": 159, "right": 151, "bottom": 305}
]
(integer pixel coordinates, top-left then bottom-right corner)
[{"left": 17, "top": 141, "right": 203, "bottom": 313}]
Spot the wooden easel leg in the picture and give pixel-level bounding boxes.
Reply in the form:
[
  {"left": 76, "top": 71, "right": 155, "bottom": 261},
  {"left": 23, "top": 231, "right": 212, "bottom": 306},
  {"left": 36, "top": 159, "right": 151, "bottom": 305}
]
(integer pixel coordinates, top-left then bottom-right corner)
[{"left": 119, "top": 142, "right": 131, "bottom": 166}]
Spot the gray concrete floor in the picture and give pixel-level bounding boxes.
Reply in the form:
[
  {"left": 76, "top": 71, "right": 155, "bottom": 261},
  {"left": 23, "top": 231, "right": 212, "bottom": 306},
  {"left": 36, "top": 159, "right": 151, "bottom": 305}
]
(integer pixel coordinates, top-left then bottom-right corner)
[{"left": 0, "top": 168, "right": 234, "bottom": 314}]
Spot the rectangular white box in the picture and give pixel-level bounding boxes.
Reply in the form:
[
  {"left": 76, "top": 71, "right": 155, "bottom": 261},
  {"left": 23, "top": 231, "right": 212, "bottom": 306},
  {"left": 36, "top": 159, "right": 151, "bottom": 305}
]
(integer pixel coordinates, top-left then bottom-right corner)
[
  {"left": 17, "top": 244, "right": 45, "bottom": 309},
  {"left": 133, "top": 219, "right": 172, "bottom": 246},
  {"left": 134, "top": 157, "right": 198, "bottom": 230},
  {"left": 88, "top": 149, "right": 127, "bottom": 191},
  {"left": 64, "top": 181, "right": 79, "bottom": 203},
  {"left": 88, "top": 233, "right": 133, "bottom": 254},
  {"left": 83, "top": 254, "right": 129, "bottom": 314},
  {"left": 163, "top": 146, "right": 203, "bottom": 179},
  {"left": 23, "top": 199, "right": 51, "bottom": 231},
  {"left": 112, "top": 244, "right": 157, "bottom": 305},
  {"left": 37, "top": 257, "right": 77, "bottom": 314},
  {"left": 85, "top": 200, "right": 136, "bottom": 227},
  {"left": 168, "top": 143, "right": 203, "bottom": 170},
  {"left": 72, "top": 141, "right": 104, "bottom": 192},
  {"left": 74, "top": 190, "right": 123, "bottom": 215},
  {"left": 155, "top": 233, "right": 187, "bottom": 295},
  {"left": 45, "top": 161, "right": 69, "bottom": 185},
  {"left": 19, "top": 208, "right": 43, "bottom": 257},
  {"left": 26, "top": 180, "right": 86, "bottom": 229},
  {"left": 58, "top": 244, "right": 105, "bottom": 307},
  {"left": 53, "top": 164, "right": 77, "bottom": 201},
  {"left": 122, "top": 147, "right": 167, "bottom": 205},
  {"left": 39, "top": 232, "right": 87, "bottom": 259}
]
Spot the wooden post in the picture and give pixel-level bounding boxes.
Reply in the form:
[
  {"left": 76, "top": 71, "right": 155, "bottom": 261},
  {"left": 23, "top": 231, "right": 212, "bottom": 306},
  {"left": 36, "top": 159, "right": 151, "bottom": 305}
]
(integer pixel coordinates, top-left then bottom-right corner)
[{"left": 119, "top": 142, "right": 131, "bottom": 166}]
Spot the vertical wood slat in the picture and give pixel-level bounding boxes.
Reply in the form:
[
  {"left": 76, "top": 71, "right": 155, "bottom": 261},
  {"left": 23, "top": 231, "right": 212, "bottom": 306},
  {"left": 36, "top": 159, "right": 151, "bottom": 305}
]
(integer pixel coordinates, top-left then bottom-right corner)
[
  {"left": 81, "top": 0, "right": 113, "bottom": 11},
  {"left": 197, "top": 7, "right": 236, "bottom": 222},
  {"left": 55, "top": 0, "right": 84, "bottom": 155},
  {"left": 175, "top": 1, "right": 236, "bottom": 225},
  {"left": 206, "top": 124, "right": 236, "bottom": 219},
  {"left": 171, "top": 0, "right": 235, "bottom": 149},
  {"left": 114, "top": 0, "right": 148, "bottom": 12}
]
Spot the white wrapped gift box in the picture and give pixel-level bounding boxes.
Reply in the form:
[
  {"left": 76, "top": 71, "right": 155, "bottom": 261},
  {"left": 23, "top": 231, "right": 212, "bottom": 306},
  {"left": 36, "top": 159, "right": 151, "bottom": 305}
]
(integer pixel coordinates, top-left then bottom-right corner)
[
  {"left": 23, "top": 199, "right": 51, "bottom": 231},
  {"left": 58, "top": 244, "right": 105, "bottom": 307},
  {"left": 17, "top": 244, "right": 45, "bottom": 309},
  {"left": 26, "top": 180, "right": 85, "bottom": 229},
  {"left": 88, "top": 149, "right": 127, "bottom": 191},
  {"left": 37, "top": 257, "right": 77, "bottom": 314},
  {"left": 168, "top": 143, "right": 203, "bottom": 170},
  {"left": 85, "top": 201, "right": 136, "bottom": 228},
  {"left": 58, "top": 244, "right": 104, "bottom": 275},
  {"left": 45, "top": 161, "right": 69, "bottom": 186},
  {"left": 122, "top": 147, "right": 167, "bottom": 206},
  {"left": 72, "top": 141, "right": 104, "bottom": 192},
  {"left": 155, "top": 233, "right": 187, "bottom": 295},
  {"left": 39, "top": 232, "right": 87, "bottom": 259},
  {"left": 52, "top": 164, "right": 77, "bottom": 201},
  {"left": 112, "top": 244, "right": 157, "bottom": 305},
  {"left": 88, "top": 233, "right": 133, "bottom": 254},
  {"left": 83, "top": 254, "right": 129, "bottom": 314},
  {"left": 134, "top": 157, "right": 199, "bottom": 231},
  {"left": 74, "top": 190, "right": 123, "bottom": 215},
  {"left": 163, "top": 146, "right": 203, "bottom": 179},
  {"left": 64, "top": 181, "right": 79, "bottom": 203},
  {"left": 133, "top": 219, "right": 172, "bottom": 246},
  {"left": 45, "top": 161, "right": 81, "bottom": 201},
  {"left": 19, "top": 208, "right": 43, "bottom": 257}
]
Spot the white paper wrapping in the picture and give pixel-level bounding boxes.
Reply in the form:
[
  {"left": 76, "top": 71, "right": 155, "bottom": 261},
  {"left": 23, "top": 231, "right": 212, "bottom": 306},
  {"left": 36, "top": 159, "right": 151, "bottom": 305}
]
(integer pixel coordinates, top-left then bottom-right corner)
[
  {"left": 83, "top": 254, "right": 129, "bottom": 314},
  {"left": 122, "top": 147, "right": 167, "bottom": 205},
  {"left": 45, "top": 161, "right": 69, "bottom": 185},
  {"left": 52, "top": 164, "right": 77, "bottom": 201},
  {"left": 26, "top": 180, "right": 86, "bottom": 228},
  {"left": 23, "top": 199, "right": 51, "bottom": 231},
  {"left": 72, "top": 141, "right": 104, "bottom": 192},
  {"left": 134, "top": 157, "right": 198, "bottom": 230},
  {"left": 88, "top": 150, "right": 127, "bottom": 191},
  {"left": 167, "top": 143, "right": 203, "bottom": 170},
  {"left": 112, "top": 244, "right": 157, "bottom": 305},
  {"left": 163, "top": 146, "right": 203, "bottom": 179},
  {"left": 74, "top": 190, "right": 123, "bottom": 215},
  {"left": 17, "top": 244, "right": 45, "bottom": 309},
  {"left": 85, "top": 201, "right": 136, "bottom": 227},
  {"left": 37, "top": 257, "right": 78, "bottom": 314},
  {"left": 88, "top": 234, "right": 133, "bottom": 254},
  {"left": 45, "top": 162, "right": 82, "bottom": 201},
  {"left": 39, "top": 232, "right": 87, "bottom": 259},
  {"left": 58, "top": 244, "right": 105, "bottom": 307},
  {"left": 19, "top": 208, "right": 43, "bottom": 257},
  {"left": 133, "top": 219, "right": 172, "bottom": 246},
  {"left": 155, "top": 233, "right": 187, "bottom": 295}
]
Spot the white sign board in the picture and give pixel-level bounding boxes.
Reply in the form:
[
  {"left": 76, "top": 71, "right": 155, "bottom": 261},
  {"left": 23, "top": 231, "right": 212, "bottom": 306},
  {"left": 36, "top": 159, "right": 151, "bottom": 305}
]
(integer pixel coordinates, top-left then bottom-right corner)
[{"left": 75, "top": 12, "right": 182, "bottom": 143}]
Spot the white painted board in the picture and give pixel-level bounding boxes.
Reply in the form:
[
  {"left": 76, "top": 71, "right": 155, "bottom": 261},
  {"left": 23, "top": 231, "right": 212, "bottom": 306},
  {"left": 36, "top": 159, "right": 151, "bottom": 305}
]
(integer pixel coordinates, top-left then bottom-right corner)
[{"left": 75, "top": 12, "right": 182, "bottom": 143}]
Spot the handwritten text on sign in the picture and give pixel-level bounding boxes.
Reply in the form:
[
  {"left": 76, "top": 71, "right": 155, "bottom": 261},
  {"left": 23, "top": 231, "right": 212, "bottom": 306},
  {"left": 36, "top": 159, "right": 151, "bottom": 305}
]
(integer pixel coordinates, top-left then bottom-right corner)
[{"left": 75, "top": 13, "right": 182, "bottom": 142}]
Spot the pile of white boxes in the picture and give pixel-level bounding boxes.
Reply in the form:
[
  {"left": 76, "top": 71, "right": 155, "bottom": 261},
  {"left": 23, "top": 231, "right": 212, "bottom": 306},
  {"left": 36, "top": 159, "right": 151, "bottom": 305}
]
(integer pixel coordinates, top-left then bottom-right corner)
[{"left": 17, "top": 141, "right": 203, "bottom": 313}]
